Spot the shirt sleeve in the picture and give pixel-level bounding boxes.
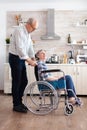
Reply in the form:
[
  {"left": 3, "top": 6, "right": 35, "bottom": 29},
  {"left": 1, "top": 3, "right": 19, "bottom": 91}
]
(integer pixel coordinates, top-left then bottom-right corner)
[
  {"left": 38, "top": 62, "right": 51, "bottom": 80},
  {"left": 15, "top": 28, "right": 29, "bottom": 59},
  {"left": 28, "top": 36, "right": 35, "bottom": 58}
]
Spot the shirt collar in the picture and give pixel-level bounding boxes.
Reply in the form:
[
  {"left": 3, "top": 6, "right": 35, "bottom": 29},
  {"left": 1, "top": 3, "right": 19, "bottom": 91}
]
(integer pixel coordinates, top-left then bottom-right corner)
[{"left": 23, "top": 25, "right": 29, "bottom": 35}]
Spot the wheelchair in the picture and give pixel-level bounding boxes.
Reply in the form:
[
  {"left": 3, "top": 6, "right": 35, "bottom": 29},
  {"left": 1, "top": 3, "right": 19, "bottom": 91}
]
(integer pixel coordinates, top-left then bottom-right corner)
[{"left": 23, "top": 66, "right": 79, "bottom": 116}]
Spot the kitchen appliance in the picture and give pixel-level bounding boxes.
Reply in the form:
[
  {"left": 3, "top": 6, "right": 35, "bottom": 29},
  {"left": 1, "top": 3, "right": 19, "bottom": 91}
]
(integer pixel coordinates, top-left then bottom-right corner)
[
  {"left": 68, "top": 51, "right": 75, "bottom": 64},
  {"left": 41, "top": 9, "right": 60, "bottom": 40},
  {"left": 76, "top": 55, "right": 87, "bottom": 63},
  {"left": 51, "top": 54, "right": 58, "bottom": 63},
  {"left": 46, "top": 54, "right": 59, "bottom": 63}
]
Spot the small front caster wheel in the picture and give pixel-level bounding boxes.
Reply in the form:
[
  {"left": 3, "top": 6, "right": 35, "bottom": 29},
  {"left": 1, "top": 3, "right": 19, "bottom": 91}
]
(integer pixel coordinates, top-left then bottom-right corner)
[{"left": 64, "top": 103, "right": 74, "bottom": 116}]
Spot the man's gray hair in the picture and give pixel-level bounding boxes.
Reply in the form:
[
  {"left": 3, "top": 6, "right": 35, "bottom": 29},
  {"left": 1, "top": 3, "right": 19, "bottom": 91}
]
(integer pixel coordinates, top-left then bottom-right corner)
[{"left": 27, "top": 18, "right": 35, "bottom": 25}]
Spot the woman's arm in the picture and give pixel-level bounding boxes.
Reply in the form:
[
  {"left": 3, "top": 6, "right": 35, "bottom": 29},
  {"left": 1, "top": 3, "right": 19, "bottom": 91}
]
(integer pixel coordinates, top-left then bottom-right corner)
[
  {"left": 46, "top": 76, "right": 59, "bottom": 81},
  {"left": 38, "top": 61, "right": 59, "bottom": 81}
]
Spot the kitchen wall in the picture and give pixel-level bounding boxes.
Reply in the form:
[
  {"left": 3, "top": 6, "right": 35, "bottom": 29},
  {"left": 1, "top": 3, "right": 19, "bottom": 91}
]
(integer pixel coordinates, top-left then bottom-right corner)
[
  {"left": 6, "top": 10, "right": 87, "bottom": 59},
  {"left": 0, "top": 0, "right": 87, "bottom": 90}
]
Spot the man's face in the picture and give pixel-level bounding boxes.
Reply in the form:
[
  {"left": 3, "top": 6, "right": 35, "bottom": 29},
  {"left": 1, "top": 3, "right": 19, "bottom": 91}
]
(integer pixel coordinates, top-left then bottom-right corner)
[{"left": 27, "top": 20, "right": 38, "bottom": 33}]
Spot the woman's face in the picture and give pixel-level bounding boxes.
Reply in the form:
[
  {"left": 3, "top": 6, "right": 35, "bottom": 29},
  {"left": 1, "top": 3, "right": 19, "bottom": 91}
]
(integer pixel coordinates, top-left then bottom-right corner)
[{"left": 38, "top": 50, "right": 46, "bottom": 61}]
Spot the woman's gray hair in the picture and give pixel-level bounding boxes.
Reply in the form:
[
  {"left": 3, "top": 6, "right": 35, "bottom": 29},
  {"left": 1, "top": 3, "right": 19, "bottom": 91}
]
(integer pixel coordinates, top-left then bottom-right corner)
[
  {"left": 35, "top": 49, "right": 46, "bottom": 61},
  {"left": 35, "top": 50, "right": 42, "bottom": 61}
]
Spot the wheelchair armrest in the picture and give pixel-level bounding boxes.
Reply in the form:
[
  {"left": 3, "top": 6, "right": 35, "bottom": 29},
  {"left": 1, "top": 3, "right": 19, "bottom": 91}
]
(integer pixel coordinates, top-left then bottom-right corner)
[{"left": 41, "top": 69, "right": 63, "bottom": 73}]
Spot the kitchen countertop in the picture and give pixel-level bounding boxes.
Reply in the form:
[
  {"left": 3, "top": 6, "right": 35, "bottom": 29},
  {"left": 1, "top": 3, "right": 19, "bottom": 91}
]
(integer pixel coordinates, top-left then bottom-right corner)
[
  {"left": 4, "top": 62, "right": 87, "bottom": 66},
  {"left": 46, "top": 63, "right": 87, "bottom": 66}
]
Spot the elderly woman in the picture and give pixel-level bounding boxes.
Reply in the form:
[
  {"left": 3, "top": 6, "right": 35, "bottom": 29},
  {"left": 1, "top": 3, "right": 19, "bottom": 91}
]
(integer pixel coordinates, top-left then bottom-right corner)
[{"left": 35, "top": 49, "right": 82, "bottom": 106}]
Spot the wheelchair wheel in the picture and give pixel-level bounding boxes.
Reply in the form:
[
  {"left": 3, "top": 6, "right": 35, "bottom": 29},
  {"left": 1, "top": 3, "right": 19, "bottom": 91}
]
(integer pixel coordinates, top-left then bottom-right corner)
[
  {"left": 64, "top": 103, "right": 74, "bottom": 116},
  {"left": 23, "top": 81, "right": 58, "bottom": 115}
]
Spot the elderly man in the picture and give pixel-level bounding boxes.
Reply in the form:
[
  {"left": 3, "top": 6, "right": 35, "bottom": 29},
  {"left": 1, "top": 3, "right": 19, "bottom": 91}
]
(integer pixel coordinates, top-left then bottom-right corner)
[{"left": 9, "top": 18, "right": 38, "bottom": 113}]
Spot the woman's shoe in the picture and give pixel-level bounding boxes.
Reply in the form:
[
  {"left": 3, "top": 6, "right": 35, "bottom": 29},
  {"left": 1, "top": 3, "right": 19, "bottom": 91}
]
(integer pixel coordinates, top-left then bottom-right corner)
[
  {"left": 69, "top": 98, "right": 83, "bottom": 106},
  {"left": 75, "top": 98, "right": 83, "bottom": 106},
  {"left": 68, "top": 97, "right": 76, "bottom": 105}
]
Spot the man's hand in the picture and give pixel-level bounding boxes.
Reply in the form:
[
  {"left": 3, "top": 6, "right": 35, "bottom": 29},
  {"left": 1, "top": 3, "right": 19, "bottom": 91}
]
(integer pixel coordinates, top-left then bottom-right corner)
[
  {"left": 31, "top": 57, "right": 35, "bottom": 61},
  {"left": 26, "top": 58, "right": 37, "bottom": 66}
]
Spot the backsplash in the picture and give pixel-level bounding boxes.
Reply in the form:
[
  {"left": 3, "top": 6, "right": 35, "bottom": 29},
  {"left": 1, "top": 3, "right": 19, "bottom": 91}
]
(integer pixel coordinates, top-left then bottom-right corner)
[{"left": 6, "top": 10, "right": 87, "bottom": 61}]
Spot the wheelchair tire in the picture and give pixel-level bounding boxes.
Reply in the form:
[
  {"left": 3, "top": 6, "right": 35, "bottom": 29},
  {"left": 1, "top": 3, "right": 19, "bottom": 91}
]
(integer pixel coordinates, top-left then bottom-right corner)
[
  {"left": 64, "top": 103, "right": 74, "bottom": 116},
  {"left": 23, "top": 81, "right": 58, "bottom": 115}
]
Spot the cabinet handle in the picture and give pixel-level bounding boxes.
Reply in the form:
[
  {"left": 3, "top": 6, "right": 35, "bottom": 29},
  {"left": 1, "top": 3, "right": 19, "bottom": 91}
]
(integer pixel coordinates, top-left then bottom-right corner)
[
  {"left": 73, "top": 72, "right": 75, "bottom": 75},
  {"left": 77, "top": 72, "right": 79, "bottom": 75},
  {"left": 73, "top": 67, "right": 76, "bottom": 75},
  {"left": 77, "top": 67, "right": 79, "bottom": 75}
]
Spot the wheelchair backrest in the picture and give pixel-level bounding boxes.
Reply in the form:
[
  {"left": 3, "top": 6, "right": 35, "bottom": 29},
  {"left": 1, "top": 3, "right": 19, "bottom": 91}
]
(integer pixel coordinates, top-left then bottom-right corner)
[
  {"left": 34, "top": 65, "right": 53, "bottom": 91},
  {"left": 34, "top": 65, "right": 39, "bottom": 81}
]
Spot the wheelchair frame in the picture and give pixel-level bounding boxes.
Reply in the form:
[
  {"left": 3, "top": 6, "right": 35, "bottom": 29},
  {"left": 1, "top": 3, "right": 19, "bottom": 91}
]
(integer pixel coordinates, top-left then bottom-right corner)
[{"left": 23, "top": 68, "right": 78, "bottom": 116}]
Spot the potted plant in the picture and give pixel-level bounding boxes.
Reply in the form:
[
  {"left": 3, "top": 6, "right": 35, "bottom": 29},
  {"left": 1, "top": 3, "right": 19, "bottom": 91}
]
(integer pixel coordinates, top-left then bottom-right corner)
[{"left": 5, "top": 38, "right": 10, "bottom": 44}]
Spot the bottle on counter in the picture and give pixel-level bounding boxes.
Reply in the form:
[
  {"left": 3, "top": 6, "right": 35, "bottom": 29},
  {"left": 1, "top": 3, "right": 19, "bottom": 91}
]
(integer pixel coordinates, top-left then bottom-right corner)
[
  {"left": 84, "top": 19, "right": 87, "bottom": 25},
  {"left": 67, "top": 34, "right": 71, "bottom": 43},
  {"left": 63, "top": 54, "right": 68, "bottom": 64}
]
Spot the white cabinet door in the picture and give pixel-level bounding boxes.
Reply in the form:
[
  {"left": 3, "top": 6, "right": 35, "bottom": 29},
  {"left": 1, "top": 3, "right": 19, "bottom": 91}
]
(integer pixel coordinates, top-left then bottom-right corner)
[
  {"left": 4, "top": 64, "right": 36, "bottom": 94},
  {"left": 57, "top": 65, "right": 79, "bottom": 94},
  {"left": 26, "top": 65, "right": 39, "bottom": 94},
  {"left": 47, "top": 64, "right": 59, "bottom": 77},
  {"left": 57, "top": 65, "right": 87, "bottom": 95},
  {"left": 57, "top": 65, "right": 77, "bottom": 86},
  {"left": 4, "top": 64, "right": 12, "bottom": 94},
  {"left": 26, "top": 65, "right": 36, "bottom": 84},
  {"left": 76, "top": 66, "right": 87, "bottom": 95}
]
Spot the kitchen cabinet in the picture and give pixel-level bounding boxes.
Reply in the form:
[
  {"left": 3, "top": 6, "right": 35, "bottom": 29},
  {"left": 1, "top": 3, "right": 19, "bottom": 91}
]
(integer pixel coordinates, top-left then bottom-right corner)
[
  {"left": 4, "top": 63, "right": 87, "bottom": 95},
  {"left": 57, "top": 64, "right": 77, "bottom": 85},
  {"left": 4, "top": 64, "right": 58, "bottom": 94},
  {"left": 4, "top": 63, "right": 36, "bottom": 94},
  {"left": 57, "top": 64, "right": 87, "bottom": 95},
  {"left": 26, "top": 65, "right": 36, "bottom": 84},
  {"left": 4, "top": 63, "right": 12, "bottom": 94},
  {"left": 76, "top": 65, "right": 87, "bottom": 95},
  {"left": 47, "top": 64, "right": 58, "bottom": 77}
]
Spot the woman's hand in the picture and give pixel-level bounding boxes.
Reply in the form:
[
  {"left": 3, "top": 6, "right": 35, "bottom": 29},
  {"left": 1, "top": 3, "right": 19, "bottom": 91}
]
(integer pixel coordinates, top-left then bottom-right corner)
[{"left": 46, "top": 76, "right": 59, "bottom": 81}]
